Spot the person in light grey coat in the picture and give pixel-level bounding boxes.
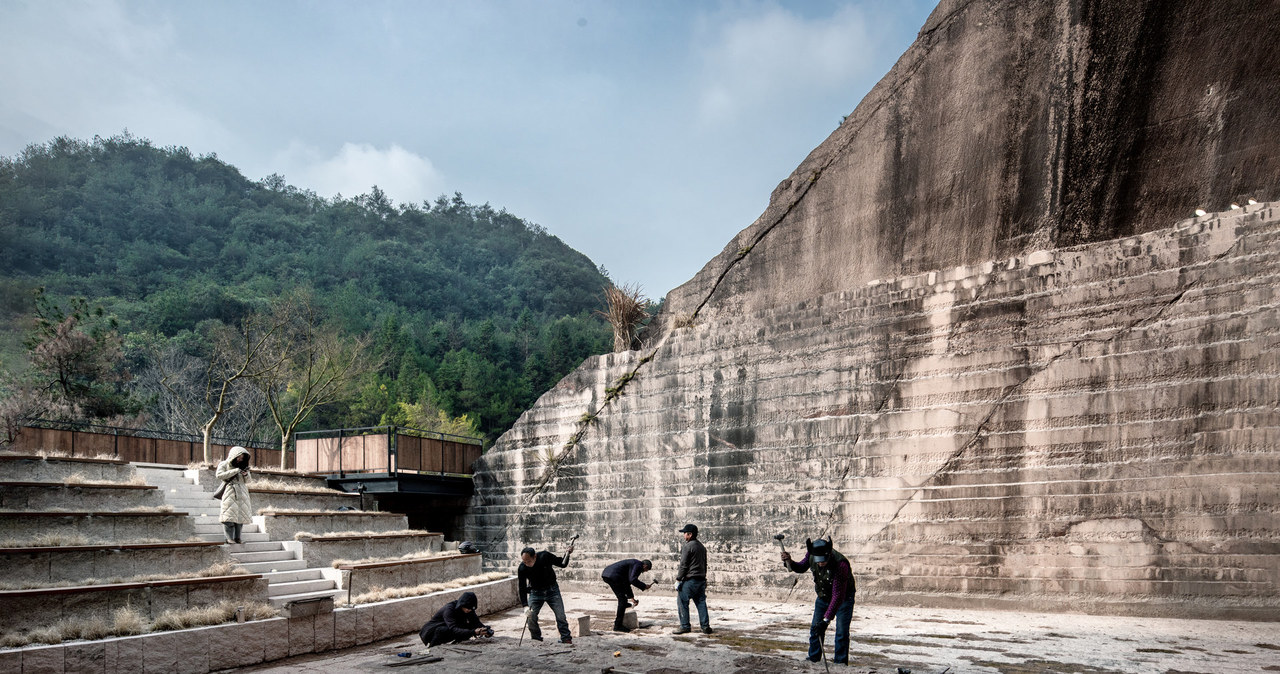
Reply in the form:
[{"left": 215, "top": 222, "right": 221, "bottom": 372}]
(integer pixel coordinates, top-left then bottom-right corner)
[{"left": 216, "top": 446, "right": 252, "bottom": 544}]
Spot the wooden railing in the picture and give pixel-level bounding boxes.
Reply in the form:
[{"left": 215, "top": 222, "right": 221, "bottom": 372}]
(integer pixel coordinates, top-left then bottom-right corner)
[
  {"left": 8, "top": 422, "right": 283, "bottom": 467},
  {"left": 294, "top": 425, "right": 482, "bottom": 476}
]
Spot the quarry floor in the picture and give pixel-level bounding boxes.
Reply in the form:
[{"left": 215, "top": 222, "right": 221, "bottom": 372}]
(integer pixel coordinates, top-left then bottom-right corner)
[{"left": 235, "top": 591, "right": 1278, "bottom": 674}]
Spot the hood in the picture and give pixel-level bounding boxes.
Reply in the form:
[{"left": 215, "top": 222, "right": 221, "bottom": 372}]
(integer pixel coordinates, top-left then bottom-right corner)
[
  {"left": 456, "top": 591, "right": 478, "bottom": 610},
  {"left": 225, "top": 445, "right": 251, "bottom": 464}
]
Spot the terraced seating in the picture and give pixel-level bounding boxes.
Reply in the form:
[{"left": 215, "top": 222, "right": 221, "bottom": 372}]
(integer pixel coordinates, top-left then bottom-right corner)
[
  {"left": 0, "top": 511, "right": 195, "bottom": 541},
  {"left": 0, "top": 573, "right": 267, "bottom": 633},
  {"left": 296, "top": 530, "right": 443, "bottom": 568},
  {"left": 337, "top": 552, "right": 482, "bottom": 595},
  {"left": 0, "top": 541, "right": 231, "bottom": 586},
  {"left": 0, "top": 481, "right": 164, "bottom": 510},
  {"left": 0, "top": 454, "right": 135, "bottom": 482},
  {"left": 258, "top": 510, "right": 409, "bottom": 540}
]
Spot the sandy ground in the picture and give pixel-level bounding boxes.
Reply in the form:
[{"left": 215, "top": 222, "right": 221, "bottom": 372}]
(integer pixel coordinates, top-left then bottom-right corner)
[{"left": 233, "top": 591, "right": 1279, "bottom": 673}]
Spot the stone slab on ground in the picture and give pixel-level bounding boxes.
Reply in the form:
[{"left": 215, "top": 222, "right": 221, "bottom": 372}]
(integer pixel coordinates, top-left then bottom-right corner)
[{"left": 233, "top": 591, "right": 1278, "bottom": 674}]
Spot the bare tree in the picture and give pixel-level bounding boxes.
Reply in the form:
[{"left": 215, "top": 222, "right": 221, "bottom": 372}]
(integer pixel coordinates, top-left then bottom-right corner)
[
  {"left": 133, "top": 345, "right": 271, "bottom": 443},
  {"left": 180, "top": 310, "right": 292, "bottom": 463},
  {"left": 595, "top": 282, "right": 649, "bottom": 352},
  {"left": 254, "top": 293, "right": 380, "bottom": 468}
]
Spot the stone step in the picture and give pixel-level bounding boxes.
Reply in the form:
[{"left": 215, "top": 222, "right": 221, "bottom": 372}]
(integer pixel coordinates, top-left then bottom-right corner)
[
  {"left": 225, "top": 541, "right": 283, "bottom": 553},
  {"left": 231, "top": 550, "right": 297, "bottom": 564},
  {"left": 268, "top": 588, "right": 343, "bottom": 609},
  {"left": 238, "top": 559, "right": 307, "bottom": 574},
  {"left": 196, "top": 531, "right": 271, "bottom": 543},
  {"left": 194, "top": 522, "right": 261, "bottom": 533},
  {"left": 261, "top": 568, "right": 325, "bottom": 584},
  {"left": 267, "top": 578, "right": 336, "bottom": 597}
]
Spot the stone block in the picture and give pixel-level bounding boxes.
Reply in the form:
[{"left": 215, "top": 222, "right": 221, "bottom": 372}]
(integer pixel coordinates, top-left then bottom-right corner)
[
  {"left": 142, "top": 630, "right": 186, "bottom": 674},
  {"left": 622, "top": 610, "right": 638, "bottom": 630},
  {"left": 0, "top": 649, "right": 21, "bottom": 674},
  {"left": 314, "top": 611, "right": 336, "bottom": 653},
  {"left": 288, "top": 615, "right": 315, "bottom": 657},
  {"left": 21, "top": 645, "right": 64, "bottom": 674},
  {"left": 260, "top": 617, "right": 290, "bottom": 662},
  {"left": 108, "top": 635, "right": 144, "bottom": 674},
  {"left": 206, "top": 620, "right": 265, "bottom": 671},
  {"left": 64, "top": 641, "right": 106, "bottom": 674},
  {"left": 332, "top": 608, "right": 359, "bottom": 650},
  {"left": 575, "top": 614, "right": 591, "bottom": 637}
]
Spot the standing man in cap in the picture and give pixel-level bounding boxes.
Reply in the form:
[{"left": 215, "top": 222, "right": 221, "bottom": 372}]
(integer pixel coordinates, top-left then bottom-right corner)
[
  {"left": 673, "top": 523, "right": 711, "bottom": 634},
  {"left": 601, "top": 558, "right": 652, "bottom": 632},
  {"left": 517, "top": 541, "right": 575, "bottom": 644},
  {"left": 782, "top": 537, "right": 855, "bottom": 665}
]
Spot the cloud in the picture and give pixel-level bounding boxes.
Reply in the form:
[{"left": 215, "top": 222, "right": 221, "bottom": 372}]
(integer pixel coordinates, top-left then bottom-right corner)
[
  {"left": 0, "top": 0, "right": 237, "bottom": 157},
  {"left": 273, "top": 142, "right": 446, "bottom": 205},
  {"left": 695, "top": 5, "right": 874, "bottom": 125}
]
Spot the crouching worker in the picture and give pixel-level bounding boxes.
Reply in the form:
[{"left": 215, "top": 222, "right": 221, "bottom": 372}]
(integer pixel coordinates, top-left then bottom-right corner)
[
  {"left": 418, "top": 591, "right": 492, "bottom": 648},
  {"left": 782, "top": 537, "right": 855, "bottom": 665},
  {"left": 601, "top": 558, "right": 651, "bottom": 632},
  {"left": 518, "top": 541, "right": 575, "bottom": 644}
]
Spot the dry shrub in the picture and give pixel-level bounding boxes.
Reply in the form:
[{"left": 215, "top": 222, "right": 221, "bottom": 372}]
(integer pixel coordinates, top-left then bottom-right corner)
[
  {"left": 329, "top": 550, "right": 454, "bottom": 568},
  {"left": 339, "top": 571, "right": 510, "bottom": 606},
  {"left": 293, "top": 528, "right": 425, "bottom": 541},
  {"left": 595, "top": 282, "right": 649, "bottom": 352},
  {"left": 0, "top": 531, "right": 92, "bottom": 547},
  {"left": 112, "top": 605, "right": 147, "bottom": 635},
  {"left": 152, "top": 600, "right": 276, "bottom": 631},
  {"left": 62, "top": 472, "right": 146, "bottom": 486}
]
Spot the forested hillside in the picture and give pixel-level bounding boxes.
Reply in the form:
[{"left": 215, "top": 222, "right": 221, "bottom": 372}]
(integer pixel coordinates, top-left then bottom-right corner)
[{"left": 0, "top": 134, "right": 620, "bottom": 446}]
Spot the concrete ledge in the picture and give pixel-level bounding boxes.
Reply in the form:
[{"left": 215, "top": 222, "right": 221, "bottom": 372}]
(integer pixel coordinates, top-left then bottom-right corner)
[
  {"left": 0, "top": 482, "right": 164, "bottom": 510},
  {"left": 0, "top": 576, "right": 518, "bottom": 673},
  {"left": 249, "top": 489, "right": 360, "bottom": 512},
  {"left": 0, "top": 455, "right": 134, "bottom": 484},
  {"left": 0, "top": 574, "right": 268, "bottom": 632},
  {"left": 298, "top": 531, "right": 443, "bottom": 568},
  {"left": 257, "top": 511, "right": 408, "bottom": 540},
  {"left": 338, "top": 553, "right": 482, "bottom": 595},
  {"left": 1, "top": 542, "right": 231, "bottom": 586},
  {"left": 0, "top": 512, "right": 194, "bottom": 541}
]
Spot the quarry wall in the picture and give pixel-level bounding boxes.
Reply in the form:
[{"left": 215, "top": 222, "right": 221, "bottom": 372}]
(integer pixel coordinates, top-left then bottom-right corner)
[
  {"left": 462, "top": 0, "right": 1280, "bottom": 619},
  {"left": 464, "top": 205, "right": 1280, "bottom": 619}
]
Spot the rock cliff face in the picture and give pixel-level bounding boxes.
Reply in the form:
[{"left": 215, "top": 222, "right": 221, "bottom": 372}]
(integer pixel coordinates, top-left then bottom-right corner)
[{"left": 462, "top": 0, "right": 1280, "bottom": 618}]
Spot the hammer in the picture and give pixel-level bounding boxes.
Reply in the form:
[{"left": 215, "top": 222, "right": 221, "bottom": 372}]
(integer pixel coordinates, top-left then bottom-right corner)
[{"left": 774, "top": 533, "right": 787, "bottom": 568}]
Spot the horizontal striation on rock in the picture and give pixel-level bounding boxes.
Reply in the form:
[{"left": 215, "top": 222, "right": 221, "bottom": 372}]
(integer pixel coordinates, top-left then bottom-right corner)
[{"left": 464, "top": 205, "right": 1280, "bottom": 619}]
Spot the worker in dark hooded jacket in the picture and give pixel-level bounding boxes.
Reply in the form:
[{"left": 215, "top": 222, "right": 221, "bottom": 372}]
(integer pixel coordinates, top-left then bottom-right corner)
[
  {"left": 601, "top": 558, "right": 651, "bottom": 632},
  {"left": 418, "top": 591, "right": 490, "bottom": 647}
]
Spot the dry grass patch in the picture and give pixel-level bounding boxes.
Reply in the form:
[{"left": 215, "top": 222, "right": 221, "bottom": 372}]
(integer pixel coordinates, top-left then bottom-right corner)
[
  {"left": 293, "top": 528, "right": 426, "bottom": 541},
  {"left": 152, "top": 600, "right": 277, "bottom": 631},
  {"left": 32, "top": 448, "right": 118, "bottom": 461},
  {"left": 330, "top": 550, "right": 456, "bottom": 567},
  {"left": 0, "top": 534, "right": 204, "bottom": 548},
  {"left": 338, "top": 571, "right": 509, "bottom": 605},
  {"left": 247, "top": 476, "right": 338, "bottom": 494},
  {"left": 0, "top": 505, "right": 174, "bottom": 514},
  {"left": 63, "top": 472, "right": 147, "bottom": 486},
  {"left": 0, "top": 601, "right": 276, "bottom": 649},
  {"left": 0, "top": 560, "right": 246, "bottom": 590}
]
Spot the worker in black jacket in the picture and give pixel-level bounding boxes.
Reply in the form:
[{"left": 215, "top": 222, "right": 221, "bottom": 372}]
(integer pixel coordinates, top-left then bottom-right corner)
[
  {"left": 601, "top": 558, "right": 651, "bottom": 632},
  {"left": 418, "top": 591, "right": 491, "bottom": 647},
  {"left": 517, "top": 542, "right": 575, "bottom": 644}
]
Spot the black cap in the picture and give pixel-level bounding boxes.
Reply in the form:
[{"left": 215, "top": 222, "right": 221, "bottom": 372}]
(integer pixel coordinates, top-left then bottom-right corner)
[
  {"left": 457, "top": 591, "right": 478, "bottom": 610},
  {"left": 679, "top": 524, "right": 698, "bottom": 534}
]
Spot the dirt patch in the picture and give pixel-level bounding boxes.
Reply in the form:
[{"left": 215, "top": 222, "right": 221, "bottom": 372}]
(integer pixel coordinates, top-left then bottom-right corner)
[
  {"left": 622, "top": 643, "right": 669, "bottom": 656},
  {"left": 961, "top": 656, "right": 1121, "bottom": 673},
  {"left": 1135, "top": 647, "right": 1180, "bottom": 654},
  {"left": 696, "top": 628, "right": 807, "bottom": 654},
  {"left": 912, "top": 618, "right": 984, "bottom": 625},
  {"left": 729, "top": 653, "right": 800, "bottom": 674},
  {"left": 1257, "top": 643, "right": 1280, "bottom": 650}
]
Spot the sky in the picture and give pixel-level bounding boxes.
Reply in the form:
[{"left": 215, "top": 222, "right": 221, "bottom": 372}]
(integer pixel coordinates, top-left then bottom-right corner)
[{"left": 0, "top": 0, "right": 937, "bottom": 298}]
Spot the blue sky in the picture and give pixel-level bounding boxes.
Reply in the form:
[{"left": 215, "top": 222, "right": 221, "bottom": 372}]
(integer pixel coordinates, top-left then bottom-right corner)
[{"left": 1, "top": 0, "right": 936, "bottom": 298}]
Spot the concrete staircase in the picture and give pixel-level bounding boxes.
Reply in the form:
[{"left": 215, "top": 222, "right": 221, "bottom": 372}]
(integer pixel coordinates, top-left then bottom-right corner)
[{"left": 136, "top": 465, "right": 343, "bottom": 608}]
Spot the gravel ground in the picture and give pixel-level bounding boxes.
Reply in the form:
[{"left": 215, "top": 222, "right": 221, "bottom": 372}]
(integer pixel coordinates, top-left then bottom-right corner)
[{"left": 232, "top": 591, "right": 1279, "bottom": 673}]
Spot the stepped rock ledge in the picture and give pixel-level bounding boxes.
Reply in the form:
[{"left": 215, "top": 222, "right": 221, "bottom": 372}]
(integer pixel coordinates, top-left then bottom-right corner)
[{"left": 463, "top": 0, "right": 1280, "bottom": 619}]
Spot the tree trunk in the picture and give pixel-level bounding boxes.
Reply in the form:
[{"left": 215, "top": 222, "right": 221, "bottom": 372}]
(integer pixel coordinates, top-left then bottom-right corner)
[
  {"left": 280, "top": 432, "right": 290, "bottom": 470},
  {"left": 201, "top": 422, "right": 215, "bottom": 464}
]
